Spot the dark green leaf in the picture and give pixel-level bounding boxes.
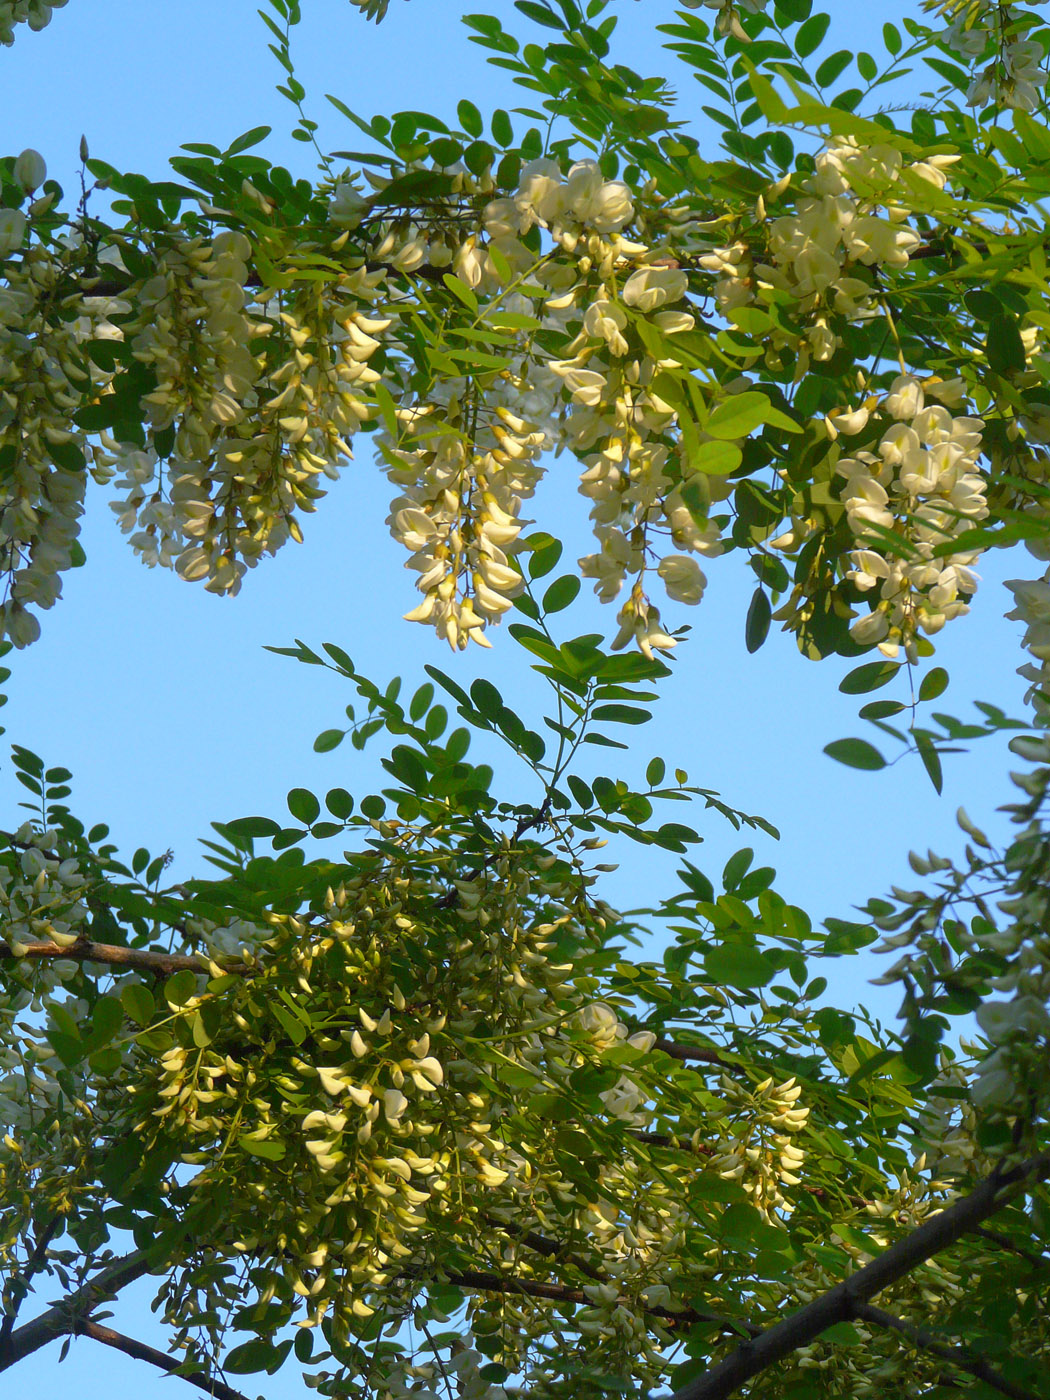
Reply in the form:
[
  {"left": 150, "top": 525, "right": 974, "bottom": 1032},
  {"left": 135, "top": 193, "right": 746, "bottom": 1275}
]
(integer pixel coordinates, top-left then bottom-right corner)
[
  {"left": 918, "top": 667, "right": 949, "bottom": 702},
  {"left": 745, "top": 589, "right": 771, "bottom": 654},
  {"left": 795, "top": 13, "right": 830, "bottom": 57},
  {"left": 823, "top": 738, "right": 887, "bottom": 770},
  {"left": 542, "top": 575, "right": 581, "bottom": 613},
  {"left": 839, "top": 660, "right": 900, "bottom": 694},
  {"left": 287, "top": 788, "right": 320, "bottom": 824}
]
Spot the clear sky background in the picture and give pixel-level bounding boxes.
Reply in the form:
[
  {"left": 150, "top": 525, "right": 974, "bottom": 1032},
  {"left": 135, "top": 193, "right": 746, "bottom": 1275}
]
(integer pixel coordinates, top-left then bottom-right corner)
[{"left": 2, "top": 1, "right": 1038, "bottom": 1395}]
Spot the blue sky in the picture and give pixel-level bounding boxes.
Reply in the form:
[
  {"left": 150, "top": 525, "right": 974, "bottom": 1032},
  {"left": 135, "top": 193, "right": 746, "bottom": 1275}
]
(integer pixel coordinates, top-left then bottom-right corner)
[{"left": 2, "top": 1, "right": 1037, "bottom": 1395}]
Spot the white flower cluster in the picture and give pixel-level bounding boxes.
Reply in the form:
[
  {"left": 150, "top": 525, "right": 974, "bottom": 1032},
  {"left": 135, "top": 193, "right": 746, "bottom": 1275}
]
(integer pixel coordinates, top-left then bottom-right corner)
[
  {"left": 1005, "top": 571, "right": 1050, "bottom": 701},
  {"left": 0, "top": 0, "right": 65, "bottom": 44},
  {"left": 382, "top": 394, "right": 546, "bottom": 650},
  {"left": 707, "top": 1074, "right": 809, "bottom": 1223},
  {"left": 0, "top": 826, "right": 89, "bottom": 957},
  {"left": 0, "top": 237, "right": 111, "bottom": 646},
  {"left": 938, "top": 0, "right": 1049, "bottom": 110},
  {"left": 830, "top": 375, "right": 986, "bottom": 660},
  {"left": 572, "top": 1001, "right": 656, "bottom": 1124},
  {"left": 701, "top": 141, "right": 956, "bottom": 366},
  {"left": 548, "top": 262, "right": 723, "bottom": 659},
  {"left": 103, "top": 232, "right": 385, "bottom": 595},
  {"left": 379, "top": 156, "right": 725, "bottom": 652}
]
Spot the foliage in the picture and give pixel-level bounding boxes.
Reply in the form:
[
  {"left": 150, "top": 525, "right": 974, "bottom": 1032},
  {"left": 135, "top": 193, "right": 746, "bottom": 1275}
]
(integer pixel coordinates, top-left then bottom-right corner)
[{"left": 0, "top": 1, "right": 1049, "bottom": 1399}]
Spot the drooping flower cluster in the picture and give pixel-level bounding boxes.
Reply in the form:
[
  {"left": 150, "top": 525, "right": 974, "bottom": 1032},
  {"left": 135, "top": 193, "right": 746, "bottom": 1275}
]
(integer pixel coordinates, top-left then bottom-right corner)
[
  {"left": 707, "top": 1074, "right": 809, "bottom": 1223},
  {"left": 0, "top": 236, "right": 117, "bottom": 646},
  {"left": 934, "top": 0, "right": 1050, "bottom": 110},
  {"left": 700, "top": 141, "right": 957, "bottom": 367},
  {"left": 381, "top": 392, "right": 547, "bottom": 649},
  {"left": 827, "top": 375, "right": 986, "bottom": 660},
  {"left": 102, "top": 232, "right": 386, "bottom": 595},
  {"left": 0, "top": 0, "right": 65, "bottom": 44}
]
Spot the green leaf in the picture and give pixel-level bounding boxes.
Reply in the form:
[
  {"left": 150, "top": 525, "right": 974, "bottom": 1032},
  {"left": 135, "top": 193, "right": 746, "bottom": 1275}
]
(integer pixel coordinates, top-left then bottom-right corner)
[
  {"left": 225, "top": 125, "right": 272, "bottom": 156},
  {"left": 591, "top": 704, "right": 650, "bottom": 725},
  {"left": 542, "top": 575, "right": 581, "bottom": 613},
  {"left": 91, "top": 996, "right": 124, "bottom": 1045},
  {"left": 986, "top": 314, "right": 1027, "bottom": 378},
  {"left": 164, "top": 969, "right": 199, "bottom": 1007},
  {"left": 646, "top": 757, "right": 666, "bottom": 786},
  {"left": 839, "top": 660, "right": 900, "bottom": 694},
  {"left": 287, "top": 787, "right": 320, "bottom": 824},
  {"left": 795, "top": 12, "right": 830, "bottom": 57},
  {"left": 815, "top": 50, "right": 852, "bottom": 87},
  {"left": 745, "top": 589, "right": 771, "bottom": 654},
  {"left": 704, "top": 944, "right": 774, "bottom": 989},
  {"left": 823, "top": 738, "right": 887, "bottom": 770},
  {"left": 690, "top": 439, "right": 743, "bottom": 475},
  {"left": 883, "top": 21, "right": 901, "bottom": 54},
  {"left": 457, "top": 98, "right": 484, "bottom": 137},
  {"left": 915, "top": 734, "right": 944, "bottom": 794},
  {"left": 121, "top": 983, "right": 155, "bottom": 1027},
  {"left": 706, "top": 391, "right": 799, "bottom": 441},
  {"left": 314, "top": 728, "right": 345, "bottom": 753},
  {"left": 470, "top": 678, "right": 503, "bottom": 721},
  {"left": 918, "top": 667, "right": 948, "bottom": 702}
]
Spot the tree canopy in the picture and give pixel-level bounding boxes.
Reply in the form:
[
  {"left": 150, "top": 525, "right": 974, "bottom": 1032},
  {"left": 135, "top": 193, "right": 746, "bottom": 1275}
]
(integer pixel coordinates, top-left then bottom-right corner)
[{"left": 1, "top": 1, "right": 1050, "bottom": 1398}]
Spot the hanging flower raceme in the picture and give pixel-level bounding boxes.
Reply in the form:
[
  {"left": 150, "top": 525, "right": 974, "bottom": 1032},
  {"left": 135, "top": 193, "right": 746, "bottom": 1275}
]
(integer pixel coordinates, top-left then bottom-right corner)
[
  {"left": 0, "top": 230, "right": 116, "bottom": 646},
  {"left": 101, "top": 232, "right": 388, "bottom": 595},
  {"left": 821, "top": 375, "right": 986, "bottom": 660},
  {"left": 381, "top": 390, "right": 547, "bottom": 649}
]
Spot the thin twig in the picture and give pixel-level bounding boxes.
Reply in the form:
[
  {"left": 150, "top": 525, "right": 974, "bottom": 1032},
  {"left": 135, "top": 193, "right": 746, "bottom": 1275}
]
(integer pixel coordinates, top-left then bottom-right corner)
[{"left": 854, "top": 1302, "right": 1042, "bottom": 1400}]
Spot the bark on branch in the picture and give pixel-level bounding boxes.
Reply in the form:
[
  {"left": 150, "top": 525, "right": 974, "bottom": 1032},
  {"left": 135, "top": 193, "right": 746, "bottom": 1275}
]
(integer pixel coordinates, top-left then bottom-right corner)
[
  {"left": 854, "top": 1302, "right": 1042, "bottom": 1400},
  {"left": 671, "top": 1151, "right": 1050, "bottom": 1400},
  {"left": 0, "top": 1249, "right": 151, "bottom": 1370},
  {"left": 80, "top": 1321, "right": 251, "bottom": 1400}
]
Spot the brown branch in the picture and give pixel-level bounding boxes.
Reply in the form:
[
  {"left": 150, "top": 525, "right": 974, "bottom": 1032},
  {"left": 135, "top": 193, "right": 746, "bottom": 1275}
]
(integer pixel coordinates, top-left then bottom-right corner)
[
  {"left": 853, "top": 1302, "right": 1042, "bottom": 1400},
  {"left": 0, "top": 1249, "right": 151, "bottom": 1370},
  {"left": 80, "top": 1321, "right": 251, "bottom": 1400},
  {"left": 406, "top": 1267, "right": 760, "bottom": 1338},
  {"left": 0, "top": 1215, "right": 61, "bottom": 1346},
  {"left": 654, "top": 1037, "right": 728, "bottom": 1068},
  {"left": 671, "top": 1151, "right": 1050, "bottom": 1400},
  {"left": 0, "top": 938, "right": 231, "bottom": 978}
]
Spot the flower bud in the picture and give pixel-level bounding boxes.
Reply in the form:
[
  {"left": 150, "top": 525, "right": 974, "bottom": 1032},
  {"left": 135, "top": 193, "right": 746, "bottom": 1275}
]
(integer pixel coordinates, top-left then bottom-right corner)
[{"left": 14, "top": 149, "right": 46, "bottom": 193}]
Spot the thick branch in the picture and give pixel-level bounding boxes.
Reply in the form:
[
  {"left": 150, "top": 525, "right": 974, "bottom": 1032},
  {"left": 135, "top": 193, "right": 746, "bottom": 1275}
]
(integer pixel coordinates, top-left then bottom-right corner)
[
  {"left": 654, "top": 1037, "right": 728, "bottom": 1068},
  {"left": 80, "top": 1321, "right": 251, "bottom": 1400},
  {"left": 672, "top": 1151, "right": 1050, "bottom": 1400},
  {"left": 0, "top": 1249, "right": 151, "bottom": 1370},
  {"left": 1, "top": 939, "right": 223, "bottom": 978},
  {"left": 854, "top": 1302, "right": 1041, "bottom": 1400}
]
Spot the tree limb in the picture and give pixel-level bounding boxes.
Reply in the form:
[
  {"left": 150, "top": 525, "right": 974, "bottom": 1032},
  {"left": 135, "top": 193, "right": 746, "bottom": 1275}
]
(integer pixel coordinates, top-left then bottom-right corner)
[
  {"left": 0, "top": 1249, "right": 151, "bottom": 1370},
  {"left": 854, "top": 1302, "right": 1042, "bottom": 1400},
  {"left": 1, "top": 938, "right": 225, "bottom": 978},
  {"left": 79, "top": 1321, "right": 251, "bottom": 1400},
  {"left": 671, "top": 1151, "right": 1050, "bottom": 1400},
  {"left": 412, "top": 1267, "right": 761, "bottom": 1338}
]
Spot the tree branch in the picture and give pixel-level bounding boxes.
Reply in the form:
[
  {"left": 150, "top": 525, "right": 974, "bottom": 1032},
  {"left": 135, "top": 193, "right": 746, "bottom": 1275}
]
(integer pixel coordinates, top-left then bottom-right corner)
[
  {"left": 671, "top": 1151, "right": 1050, "bottom": 1400},
  {"left": 853, "top": 1302, "right": 1042, "bottom": 1400},
  {"left": 970, "top": 1225, "right": 1050, "bottom": 1272},
  {"left": 410, "top": 1267, "right": 761, "bottom": 1338},
  {"left": 0, "top": 1249, "right": 152, "bottom": 1370},
  {"left": 79, "top": 1321, "right": 251, "bottom": 1400},
  {"left": 1, "top": 938, "right": 223, "bottom": 978}
]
